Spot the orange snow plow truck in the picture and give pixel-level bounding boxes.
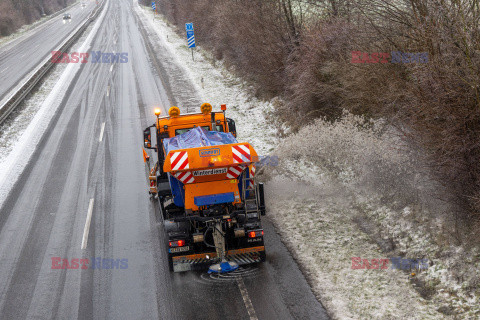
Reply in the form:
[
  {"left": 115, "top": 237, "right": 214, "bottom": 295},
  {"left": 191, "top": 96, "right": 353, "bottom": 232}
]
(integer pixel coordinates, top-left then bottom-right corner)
[{"left": 142, "top": 103, "right": 266, "bottom": 273}]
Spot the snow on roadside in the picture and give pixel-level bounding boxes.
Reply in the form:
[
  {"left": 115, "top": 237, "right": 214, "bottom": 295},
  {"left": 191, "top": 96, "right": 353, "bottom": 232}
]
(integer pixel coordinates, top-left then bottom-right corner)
[
  {"left": 0, "top": 0, "right": 109, "bottom": 208},
  {"left": 135, "top": 4, "right": 451, "bottom": 319},
  {"left": 266, "top": 163, "right": 443, "bottom": 319}
]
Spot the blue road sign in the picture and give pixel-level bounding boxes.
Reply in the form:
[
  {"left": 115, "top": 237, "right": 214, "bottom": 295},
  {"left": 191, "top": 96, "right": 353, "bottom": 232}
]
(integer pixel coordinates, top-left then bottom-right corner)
[
  {"left": 151, "top": 1, "right": 155, "bottom": 11},
  {"left": 185, "top": 23, "right": 195, "bottom": 48}
]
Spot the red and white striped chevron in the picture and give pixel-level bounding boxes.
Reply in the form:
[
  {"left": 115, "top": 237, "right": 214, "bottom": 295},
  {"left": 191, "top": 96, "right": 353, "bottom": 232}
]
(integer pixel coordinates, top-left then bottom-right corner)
[
  {"left": 226, "top": 165, "right": 246, "bottom": 179},
  {"left": 170, "top": 151, "right": 189, "bottom": 171},
  {"left": 232, "top": 144, "right": 251, "bottom": 163},
  {"left": 174, "top": 171, "right": 195, "bottom": 184}
]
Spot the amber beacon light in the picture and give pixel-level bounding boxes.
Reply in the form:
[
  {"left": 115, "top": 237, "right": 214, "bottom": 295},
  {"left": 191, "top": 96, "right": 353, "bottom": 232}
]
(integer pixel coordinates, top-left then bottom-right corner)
[
  {"left": 200, "top": 103, "right": 212, "bottom": 115},
  {"left": 168, "top": 106, "right": 181, "bottom": 117}
]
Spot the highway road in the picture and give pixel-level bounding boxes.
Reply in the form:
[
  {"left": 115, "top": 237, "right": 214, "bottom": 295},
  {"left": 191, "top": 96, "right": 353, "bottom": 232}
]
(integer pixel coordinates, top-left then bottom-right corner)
[
  {"left": 0, "top": 0, "right": 329, "bottom": 319},
  {"left": 0, "top": 1, "right": 97, "bottom": 102}
]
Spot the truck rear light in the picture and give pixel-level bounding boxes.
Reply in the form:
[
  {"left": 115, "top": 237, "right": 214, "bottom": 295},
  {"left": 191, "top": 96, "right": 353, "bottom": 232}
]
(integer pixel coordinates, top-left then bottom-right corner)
[
  {"left": 169, "top": 240, "right": 185, "bottom": 247},
  {"left": 247, "top": 230, "right": 264, "bottom": 238}
]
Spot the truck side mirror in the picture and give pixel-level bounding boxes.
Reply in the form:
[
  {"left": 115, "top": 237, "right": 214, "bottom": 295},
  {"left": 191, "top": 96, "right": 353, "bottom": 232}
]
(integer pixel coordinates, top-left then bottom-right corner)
[
  {"left": 143, "top": 127, "right": 154, "bottom": 149},
  {"left": 227, "top": 118, "right": 237, "bottom": 137}
]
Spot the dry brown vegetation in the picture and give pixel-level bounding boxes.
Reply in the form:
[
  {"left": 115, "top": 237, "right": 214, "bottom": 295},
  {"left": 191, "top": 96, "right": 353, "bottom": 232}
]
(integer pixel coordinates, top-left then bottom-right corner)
[
  {"left": 0, "top": 0, "right": 73, "bottom": 36},
  {"left": 150, "top": 0, "right": 480, "bottom": 241}
]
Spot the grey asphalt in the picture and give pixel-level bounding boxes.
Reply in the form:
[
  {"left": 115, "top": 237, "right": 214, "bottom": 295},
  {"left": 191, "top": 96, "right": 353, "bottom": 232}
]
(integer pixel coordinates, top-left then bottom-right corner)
[
  {"left": 0, "top": 0, "right": 329, "bottom": 319},
  {"left": 0, "top": 1, "right": 97, "bottom": 102}
]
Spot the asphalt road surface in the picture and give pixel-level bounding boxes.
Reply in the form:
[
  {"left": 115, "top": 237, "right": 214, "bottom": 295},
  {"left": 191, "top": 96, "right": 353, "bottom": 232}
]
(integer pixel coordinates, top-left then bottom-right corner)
[
  {"left": 0, "top": 0, "right": 329, "bottom": 319},
  {"left": 0, "top": 1, "right": 96, "bottom": 102}
]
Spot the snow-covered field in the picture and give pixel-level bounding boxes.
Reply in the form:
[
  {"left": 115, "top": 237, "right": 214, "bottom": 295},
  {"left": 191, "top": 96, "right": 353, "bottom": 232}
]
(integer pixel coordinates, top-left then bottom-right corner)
[{"left": 136, "top": 4, "right": 479, "bottom": 319}]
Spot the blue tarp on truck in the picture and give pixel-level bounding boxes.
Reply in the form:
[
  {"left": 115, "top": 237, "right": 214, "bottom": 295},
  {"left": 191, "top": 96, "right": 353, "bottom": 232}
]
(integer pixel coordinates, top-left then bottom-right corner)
[{"left": 163, "top": 126, "right": 237, "bottom": 154}]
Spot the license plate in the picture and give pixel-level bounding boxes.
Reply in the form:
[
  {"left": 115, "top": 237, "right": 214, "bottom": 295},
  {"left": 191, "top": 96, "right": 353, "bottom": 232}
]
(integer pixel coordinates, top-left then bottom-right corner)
[
  {"left": 169, "top": 246, "right": 190, "bottom": 253},
  {"left": 173, "top": 263, "right": 192, "bottom": 272}
]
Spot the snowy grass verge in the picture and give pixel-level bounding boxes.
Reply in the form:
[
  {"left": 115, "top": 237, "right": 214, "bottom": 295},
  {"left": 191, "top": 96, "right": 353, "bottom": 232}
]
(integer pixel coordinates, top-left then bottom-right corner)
[{"left": 265, "top": 174, "right": 442, "bottom": 319}]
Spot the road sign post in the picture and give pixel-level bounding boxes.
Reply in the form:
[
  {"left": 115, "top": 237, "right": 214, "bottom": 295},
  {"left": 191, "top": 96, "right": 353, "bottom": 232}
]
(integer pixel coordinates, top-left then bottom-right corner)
[
  {"left": 151, "top": 2, "right": 156, "bottom": 19},
  {"left": 185, "top": 23, "right": 196, "bottom": 61}
]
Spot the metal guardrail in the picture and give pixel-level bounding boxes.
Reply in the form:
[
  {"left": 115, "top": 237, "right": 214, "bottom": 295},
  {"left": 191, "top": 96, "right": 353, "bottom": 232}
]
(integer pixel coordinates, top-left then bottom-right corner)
[{"left": 0, "top": 0, "right": 105, "bottom": 125}]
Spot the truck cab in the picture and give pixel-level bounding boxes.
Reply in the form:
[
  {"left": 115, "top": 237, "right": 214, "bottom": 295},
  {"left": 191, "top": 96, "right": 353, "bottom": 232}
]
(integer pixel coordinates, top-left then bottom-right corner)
[{"left": 143, "top": 104, "right": 237, "bottom": 186}]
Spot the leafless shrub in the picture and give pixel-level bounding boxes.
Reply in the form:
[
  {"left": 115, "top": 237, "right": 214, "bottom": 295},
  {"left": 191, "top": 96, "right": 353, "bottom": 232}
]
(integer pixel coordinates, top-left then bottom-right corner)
[
  {"left": 278, "top": 19, "right": 354, "bottom": 129},
  {"left": 277, "top": 113, "right": 419, "bottom": 203}
]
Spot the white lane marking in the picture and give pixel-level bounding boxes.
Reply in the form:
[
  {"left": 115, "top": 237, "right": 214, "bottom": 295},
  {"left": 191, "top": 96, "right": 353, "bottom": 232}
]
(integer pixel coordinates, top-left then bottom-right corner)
[
  {"left": 106, "top": 85, "right": 110, "bottom": 97},
  {"left": 81, "top": 198, "right": 95, "bottom": 250},
  {"left": 236, "top": 277, "right": 258, "bottom": 320},
  {"left": 109, "top": 64, "right": 113, "bottom": 72},
  {"left": 99, "top": 122, "right": 105, "bottom": 142},
  {"left": 1, "top": 66, "right": 9, "bottom": 73}
]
